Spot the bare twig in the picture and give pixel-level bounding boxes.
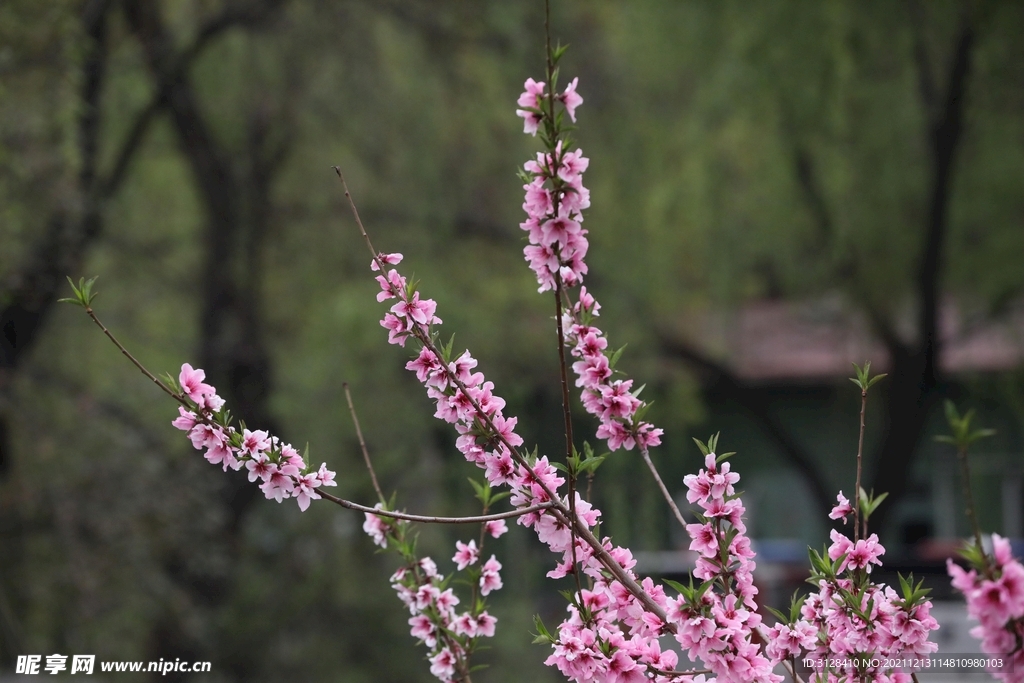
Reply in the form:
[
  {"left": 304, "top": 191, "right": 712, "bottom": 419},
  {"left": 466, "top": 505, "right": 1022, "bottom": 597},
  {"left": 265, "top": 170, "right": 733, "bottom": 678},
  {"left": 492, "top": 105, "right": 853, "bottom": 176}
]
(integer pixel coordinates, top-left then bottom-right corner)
[
  {"left": 854, "top": 384, "right": 867, "bottom": 541},
  {"left": 319, "top": 493, "right": 554, "bottom": 525},
  {"left": 83, "top": 299, "right": 552, "bottom": 532},
  {"left": 957, "top": 442, "right": 985, "bottom": 556},
  {"left": 343, "top": 382, "right": 385, "bottom": 504},
  {"left": 85, "top": 307, "right": 183, "bottom": 405},
  {"left": 641, "top": 447, "right": 688, "bottom": 529}
]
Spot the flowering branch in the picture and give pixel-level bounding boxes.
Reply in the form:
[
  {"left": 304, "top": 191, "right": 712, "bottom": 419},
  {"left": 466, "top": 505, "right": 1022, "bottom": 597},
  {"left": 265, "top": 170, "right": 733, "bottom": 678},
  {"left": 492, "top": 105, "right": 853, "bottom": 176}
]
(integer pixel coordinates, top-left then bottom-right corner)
[
  {"left": 850, "top": 362, "right": 885, "bottom": 540},
  {"left": 941, "top": 402, "right": 1024, "bottom": 681},
  {"left": 332, "top": 168, "right": 672, "bottom": 627}
]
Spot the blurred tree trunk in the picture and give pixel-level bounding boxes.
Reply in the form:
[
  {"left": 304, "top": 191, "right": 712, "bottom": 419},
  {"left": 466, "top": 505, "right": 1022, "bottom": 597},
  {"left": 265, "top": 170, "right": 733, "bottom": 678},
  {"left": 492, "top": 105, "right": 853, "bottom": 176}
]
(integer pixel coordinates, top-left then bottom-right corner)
[
  {"left": 0, "top": 0, "right": 113, "bottom": 478},
  {"left": 124, "top": 1, "right": 289, "bottom": 678}
]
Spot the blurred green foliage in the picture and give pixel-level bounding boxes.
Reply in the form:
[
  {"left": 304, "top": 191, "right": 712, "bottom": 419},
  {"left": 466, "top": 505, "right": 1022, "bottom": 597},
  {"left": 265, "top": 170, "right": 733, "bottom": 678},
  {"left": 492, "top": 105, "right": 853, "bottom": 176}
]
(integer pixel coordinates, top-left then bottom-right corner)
[{"left": 1, "top": 0, "right": 1023, "bottom": 680}]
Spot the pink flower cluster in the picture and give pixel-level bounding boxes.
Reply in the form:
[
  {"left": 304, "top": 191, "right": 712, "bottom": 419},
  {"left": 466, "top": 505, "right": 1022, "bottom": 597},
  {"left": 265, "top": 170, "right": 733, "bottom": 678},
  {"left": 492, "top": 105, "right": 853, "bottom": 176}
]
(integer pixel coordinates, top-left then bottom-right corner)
[
  {"left": 516, "top": 76, "right": 662, "bottom": 455},
  {"left": 391, "top": 554, "right": 499, "bottom": 683},
  {"left": 170, "top": 364, "right": 336, "bottom": 511},
  {"left": 563, "top": 288, "right": 663, "bottom": 453},
  {"left": 518, "top": 81, "right": 591, "bottom": 293},
  {"left": 766, "top": 494, "right": 939, "bottom": 683},
  {"left": 670, "top": 453, "right": 780, "bottom": 683},
  {"left": 363, "top": 506, "right": 507, "bottom": 683},
  {"left": 372, "top": 253, "right": 698, "bottom": 681},
  {"left": 949, "top": 534, "right": 1024, "bottom": 682},
  {"left": 516, "top": 76, "right": 582, "bottom": 137},
  {"left": 374, "top": 253, "right": 441, "bottom": 347}
]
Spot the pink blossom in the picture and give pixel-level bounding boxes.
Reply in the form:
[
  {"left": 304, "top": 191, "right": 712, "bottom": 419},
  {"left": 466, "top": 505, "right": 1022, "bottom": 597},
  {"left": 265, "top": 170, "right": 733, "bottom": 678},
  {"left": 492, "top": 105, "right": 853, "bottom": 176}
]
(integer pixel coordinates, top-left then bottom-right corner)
[
  {"left": 452, "top": 539, "right": 479, "bottom": 571},
  {"left": 317, "top": 462, "right": 337, "bottom": 487},
  {"left": 515, "top": 78, "right": 546, "bottom": 135},
  {"left": 245, "top": 453, "right": 274, "bottom": 483},
  {"left": 240, "top": 428, "right": 270, "bottom": 457},
  {"left": 375, "top": 268, "right": 406, "bottom": 302},
  {"left": 369, "top": 252, "right": 403, "bottom": 271},
  {"left": 409, "top": 613, "right": 436, "bottom": 645},
  {"left": 830, "top": 490, "right": 853, "bottom": 523},
  {"left": 178, "top": 363, "right": 214, "bottom": 403},
  {"left": 484, "top": 520, "right": 508, "bottom": 538},
  {"left": 483, "top": 448, "right": 516, "bottom": 486},
  {"left": 480, "top": 555, "right": 503, "bottom": 596},
  {"left": 171, "top": 407, "right": 197, "bottom": 431},
  {"left": 557, "top": 149, "right": 589, "bottom": 183},
  {"left": 435, "top": 588, "right": 460, "bottom": 613},
  {"left": 260, "top": 465, "right": 296, "bottom": 503},
  {"left": 428, "top": 648, "right": 457, "bottom": 681},
  {"left": 380, "top": 313, "right": 410, "bottom": 346},
  {"left": 293, "top": 472, "right": 321, "bottom": 512},
  {"left": 560, "top": 77, "right": 583, "bottom": 122},
  {"left": 474, "top": 612, "right": 497, "bottom": 638}
]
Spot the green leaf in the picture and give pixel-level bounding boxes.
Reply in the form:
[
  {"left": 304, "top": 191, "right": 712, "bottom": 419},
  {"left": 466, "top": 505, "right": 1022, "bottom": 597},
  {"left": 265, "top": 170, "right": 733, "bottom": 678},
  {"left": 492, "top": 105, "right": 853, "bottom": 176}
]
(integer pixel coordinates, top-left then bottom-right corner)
[
  {"left": 59, "top": 276, "right": 100, "bottom": 308},
  {"left": 789, "top": 591, "right": 807, "bottom": 622},
  {"left": 532, "top": 614, "right": 554, "bottom": 644},
  {"left": 489, "top": 491, "right": 511, "bottom": 506},
  {"left": 608, "top": 344, "right": 627, "bottom": 370},
  {"left": 715, "top": 451, "right": 736, "bottom": 465},
  {"left": 866, "top": 373, "right": 887, "bottom": 388}
]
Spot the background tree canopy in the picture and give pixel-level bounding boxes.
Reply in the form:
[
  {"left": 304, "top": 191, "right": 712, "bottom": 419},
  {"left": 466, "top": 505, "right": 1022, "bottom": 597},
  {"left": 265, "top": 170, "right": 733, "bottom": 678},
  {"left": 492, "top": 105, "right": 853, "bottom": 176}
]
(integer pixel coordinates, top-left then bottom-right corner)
[{"left": 2, "top": 1, "right": 1023, "bottom": 680}]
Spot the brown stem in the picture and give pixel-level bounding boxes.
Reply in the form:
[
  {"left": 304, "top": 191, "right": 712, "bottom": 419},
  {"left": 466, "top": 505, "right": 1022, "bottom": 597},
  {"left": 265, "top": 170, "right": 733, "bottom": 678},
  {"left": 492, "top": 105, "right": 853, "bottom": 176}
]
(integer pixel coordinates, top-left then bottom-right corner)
[
  {"left": 343, "top": 381, "right": 385, "bottom": 504},
  {"left": 957, "top": 444, "right": 985, "bottom": 555},
  {"left": 854, "top": 387, "right": 866, "bottom": 541},
  {"left": 85, "top": 307, "right": 185, "bottom": 405},
  {"left": 554, "top": 277, "right": 585, "bottom": 603},
  {"left": 641, "top": 447, "right": 687, "bottom": 529},
  {"left": 318, "top": 493, "right": 554, "bottom": 524}
]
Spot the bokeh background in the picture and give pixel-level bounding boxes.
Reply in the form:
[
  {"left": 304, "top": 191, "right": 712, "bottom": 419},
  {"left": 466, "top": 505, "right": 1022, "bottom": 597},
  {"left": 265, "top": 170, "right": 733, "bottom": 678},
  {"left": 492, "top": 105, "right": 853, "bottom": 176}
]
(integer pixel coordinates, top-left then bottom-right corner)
[{"left": 2, "top": 0, "right": 1024, "bottom": 680}]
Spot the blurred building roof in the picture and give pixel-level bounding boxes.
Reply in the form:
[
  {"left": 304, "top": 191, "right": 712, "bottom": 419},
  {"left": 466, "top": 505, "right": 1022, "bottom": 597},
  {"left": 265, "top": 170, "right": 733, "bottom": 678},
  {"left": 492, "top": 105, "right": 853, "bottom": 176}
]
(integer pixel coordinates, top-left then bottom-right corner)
[{"left": 681, "top": 296, "right": 1024, "bottom": 382}]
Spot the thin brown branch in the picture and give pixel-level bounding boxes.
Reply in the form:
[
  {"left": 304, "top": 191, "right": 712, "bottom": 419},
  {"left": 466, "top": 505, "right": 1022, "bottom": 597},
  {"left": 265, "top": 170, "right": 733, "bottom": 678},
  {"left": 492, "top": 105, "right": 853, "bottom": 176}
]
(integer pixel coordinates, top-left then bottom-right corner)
[
  {"left": 81, "top": 299, "right": 549, "bottom": 528},
  {"left": 84, "top": 307, "right": 183, "bottom": 405},
  {"left": 320, "top": 494, "right": 555, "bottom": 524},
  {"left": 343, "top": 382, "right": 385, "bottom": 504},
  {"left": 854, "top": 385, "right": 867, "bottom": 541},
  {"left": 641, "top": 447, "right": 687, "bottom": 529},
  {"left": 957, "top": 443, "right": 985, "bottom": 555}
]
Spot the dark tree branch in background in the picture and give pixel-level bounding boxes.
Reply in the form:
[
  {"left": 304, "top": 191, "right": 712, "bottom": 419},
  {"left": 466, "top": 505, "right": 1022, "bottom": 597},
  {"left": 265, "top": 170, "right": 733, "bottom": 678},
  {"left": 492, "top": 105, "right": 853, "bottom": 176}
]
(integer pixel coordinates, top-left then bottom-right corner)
[
  {"left": 867, "top": 14, "right": 974, "bottom": 533},
  {"left": 123, "top": 0, "right": 288, "bottom": 529},
  {"left": 664, "top": 12, "right": 976, "bottom": 536},
  {"left": 907, "top": 0, "right": 939, "bottom": 115},
  {"left": 659, "top": 333, "right": 834, "bottom": 520},
  {"left": 793, "top": 146, "right": 834, "bottom": 248},
  {"left": 0, "top": 0, "right": 274, "bottom": 478},
  {"left": 124, "top": 1, "right": 291, "bottom": 675},
  {"left": 0, "top": 1, "right": 112, "bottom": 476}
]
